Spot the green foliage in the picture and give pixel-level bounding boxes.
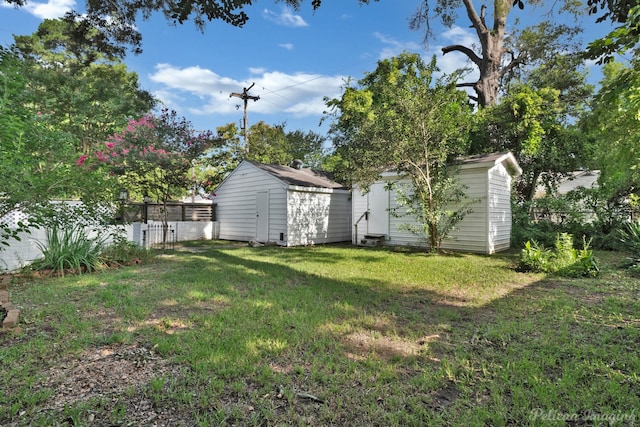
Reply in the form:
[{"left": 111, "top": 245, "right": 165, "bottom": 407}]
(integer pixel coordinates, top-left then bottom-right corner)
[
  {"left": 586, "top": 2, "right": 640, "bottom": 62},
  {"left": 0, "top": 48, "right": 110, "bottom": 248},
  {"left": 13, "top": 19, "right": 156, "bottom": 153},
  {"left": 582, "top": 60, "right": 640, "bottom": 203},
  {"left": 518, "top": 240, "right": 552, "bottom": 272},
  {"left": 99, "top": 237, "right": 154, "bottom": 265},
  {"left": 391, "top": 178, "right": 475, "bottom": 251},
  {"left": 1, "top": 24, "right": 153, "bottom": 247},
  {"left": 205, "top": 122, "right": 329, "bottom": 189},
  {"left": 518, "top": 233, "right": 599, "bottom": 277},
  {"left": 511, "top": 183, "right": 634, "bottom": 251},
  {"left": 619, "top": 220, "right": 640, "bottom": 258},
  {"left": 471, "top": 84, "right": 589, "bottom": 202},
  {"left": 618, "top": 220, "right": 640, "bottom": 275},
  {"left": 31, "top": 225, "right": 109, "bottom": 275},
  {"left": 326, "top": 53, "right": 474, "bottom": 251}
]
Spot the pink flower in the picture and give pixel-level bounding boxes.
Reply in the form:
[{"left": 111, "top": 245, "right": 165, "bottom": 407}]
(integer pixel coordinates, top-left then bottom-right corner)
[
  {"left": 76, "top": 155, "right": 88, "bottom": 166},
  {"left": 36, "top": 111, "right": 42, "bottom": 116},
  {"left": 105, "top": 142, "right": 115, "bottom": 149},
  {"left": 95, "top": 151, "right": 108, "bottom": 162}
]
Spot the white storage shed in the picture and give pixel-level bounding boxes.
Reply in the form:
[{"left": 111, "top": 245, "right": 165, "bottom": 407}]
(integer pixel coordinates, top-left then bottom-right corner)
[
  {"left": 352, "top": 152, "right": 522, "bottom": 254},
  {"left": 213, "top": 160, "right": 352, "bottom": 246}
]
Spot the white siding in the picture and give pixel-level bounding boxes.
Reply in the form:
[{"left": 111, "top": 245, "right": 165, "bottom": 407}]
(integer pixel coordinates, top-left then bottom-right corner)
[
  {"left": 352, "top": 161, "right": 515, "bottom": 254},
  {"left": 441, "top": 169, "right": 489, "bottom": 253},
  {"left": 286, "top": 188, "right": 352, "bottom": 246},
  {"left": 352, "top": 189, "right": 368, "bottom": 244},
  {"left": 487, "top": 164, "right": 513, "bottom": 253},
  {"left": 387, "top": 181, "right": 428, "bottom": 247},
  {"left": 215, "top": 162, "right": 287, "bottom": 242},
  {"left": 215, "top": 162, "right": 351, "bottom": 246}
]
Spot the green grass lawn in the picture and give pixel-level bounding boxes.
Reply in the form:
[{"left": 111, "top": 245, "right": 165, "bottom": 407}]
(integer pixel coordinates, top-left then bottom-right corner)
[{"left": 1, "top": 242, "right": 639, "bottom": 426}]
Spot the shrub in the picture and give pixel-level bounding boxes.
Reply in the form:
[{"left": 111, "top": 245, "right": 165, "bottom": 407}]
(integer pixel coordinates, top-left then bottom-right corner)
[
  {"left": 512, "top": 190, "right": 632, "bottom": 251},
  {"left": 100, "top": 237, "right": 153, "bottom": 266},
  {"left": 518, "top": 240, "right": 553, "bottom": 273},
  {"left": 31, "top": 225, "right": 108, "bottom": 276},
  {"left": 619, "top": 220, "right": 640, "bottom": 258},
  {"left": 618, "top": 220, "right": 640, "bottom": 275},
  {"left": 518, "top": 233, "right": 599, "bottom": 277}
]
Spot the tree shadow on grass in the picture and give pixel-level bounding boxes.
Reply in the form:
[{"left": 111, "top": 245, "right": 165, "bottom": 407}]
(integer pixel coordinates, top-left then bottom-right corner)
[{"left": 5, "top": 243, "right": 638, "bottom": 426}]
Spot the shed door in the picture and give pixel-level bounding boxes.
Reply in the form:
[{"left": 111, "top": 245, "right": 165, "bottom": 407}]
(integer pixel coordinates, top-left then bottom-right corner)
[
  {"left": 256, "top": 191, "right": 269, "bottom": 242},
  {"left": 368, "top": 182, "right": 389, "bottom": 235}
]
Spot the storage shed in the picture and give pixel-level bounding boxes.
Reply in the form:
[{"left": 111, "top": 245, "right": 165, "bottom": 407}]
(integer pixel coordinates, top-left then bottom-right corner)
[
  {"left": 352, "top": 152, "right": 522, "bottom": 254},
  {"left": 213, "top": 160, "right": 352, "bottom": 246}
]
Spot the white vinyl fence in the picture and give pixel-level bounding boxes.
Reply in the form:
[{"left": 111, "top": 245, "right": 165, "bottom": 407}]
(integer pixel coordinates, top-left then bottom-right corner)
[{"left": 1, "top": 221, "right": 220, "bottom": 273}]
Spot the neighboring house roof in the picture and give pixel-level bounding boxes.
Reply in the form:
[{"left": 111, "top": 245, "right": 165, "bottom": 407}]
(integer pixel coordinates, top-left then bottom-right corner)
[
  {"left": 246, "top": 160, "right": 347, "bottom": 190},
  {"left": 534, "top": 170, "right": 600, "bottom": 198},
  {"left": 180, "top": 195, "right": 215, "bottom": 203},
  {"left": 556, "top": 170, "right": 600, "bottom": 194},
  {"left": 458, "top": 152, "right": 523, "bottom": 177}
]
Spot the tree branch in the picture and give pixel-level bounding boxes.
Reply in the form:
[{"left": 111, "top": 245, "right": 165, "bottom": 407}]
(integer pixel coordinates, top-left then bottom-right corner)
[
  {"left": 500, "top": 53, "right": 526, "bottom": 78},
  {"left": 441, "top": 45, "right": 482, "bottom": 68},
  {"left": 462, "top": 0, "right": 488, "bottom": 34}
]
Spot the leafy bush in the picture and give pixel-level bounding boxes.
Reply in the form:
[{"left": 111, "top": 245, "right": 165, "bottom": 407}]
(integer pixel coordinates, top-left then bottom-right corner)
[
  {"left": 100, "top": 237, "right": 153, "bottom": 266},
  {"left": 518, "top": 233, "right": 599, "bottom": 277},
  {"left": 32, "top": 225, "right": 108, "bottom": 275},
  {"left": 518, "top": 240, "right": 552, "bottom": 272},
  {"left": 512, "top": 189, "right": 632, "bottom": 251}
]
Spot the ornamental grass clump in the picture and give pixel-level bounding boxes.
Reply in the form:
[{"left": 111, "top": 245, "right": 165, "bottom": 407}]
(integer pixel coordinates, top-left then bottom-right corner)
[
  {"left": 32, "top": 225, "right": 108, "bottom": 276},
  {"left": 618, "top": 220, "right": 640, "bottom": 275},
  {"left": 518, "top": 232, "right": 599, "bottom": 277}
]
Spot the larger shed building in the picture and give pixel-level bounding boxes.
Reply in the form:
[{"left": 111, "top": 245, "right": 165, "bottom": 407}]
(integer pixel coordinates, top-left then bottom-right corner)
[{"left": 352, "top": 152, "right": 522, "bottom": 254}]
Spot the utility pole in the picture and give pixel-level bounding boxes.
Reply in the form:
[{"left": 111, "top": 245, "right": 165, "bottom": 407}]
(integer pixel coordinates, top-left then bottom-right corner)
[{"left": 230, "top": 82, "right": 260, "bottom": 155}]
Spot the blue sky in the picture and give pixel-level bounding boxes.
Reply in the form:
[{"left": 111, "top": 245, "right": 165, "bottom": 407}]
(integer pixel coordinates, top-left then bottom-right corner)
[{"left": 0, "top": 0, "right": 612, "bottom": 137}]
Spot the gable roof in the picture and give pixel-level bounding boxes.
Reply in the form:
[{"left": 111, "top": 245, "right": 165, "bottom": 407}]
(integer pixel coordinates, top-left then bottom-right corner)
[
  {"left": 458, "top": 152, "right": 522, "bottom": 177},
  {"left": 246, "top": 160, "right": 347, "bottom": 190}
]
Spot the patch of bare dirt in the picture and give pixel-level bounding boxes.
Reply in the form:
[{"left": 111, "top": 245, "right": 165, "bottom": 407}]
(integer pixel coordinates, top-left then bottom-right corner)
[
  {"left": 7, "top": 343, "right": 199, "bottom": 426},
  {"left": 342, "top": 330, "right": 434, "bottom": 361}
]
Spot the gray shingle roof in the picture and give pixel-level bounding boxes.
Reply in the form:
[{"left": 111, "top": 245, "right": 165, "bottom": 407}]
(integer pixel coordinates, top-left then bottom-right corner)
[{"left": 248, "top": 161, "right": 346, "bottom": 189}]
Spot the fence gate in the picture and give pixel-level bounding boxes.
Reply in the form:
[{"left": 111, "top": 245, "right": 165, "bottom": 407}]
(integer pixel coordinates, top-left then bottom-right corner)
[{"left": 143, "top": 223, "right": 178, "bottom": 250}]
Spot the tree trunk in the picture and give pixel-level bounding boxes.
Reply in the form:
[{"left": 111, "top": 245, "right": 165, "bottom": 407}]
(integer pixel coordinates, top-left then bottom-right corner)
[{"left": 442, "top": 0, "right": 511, "bottom": 107}]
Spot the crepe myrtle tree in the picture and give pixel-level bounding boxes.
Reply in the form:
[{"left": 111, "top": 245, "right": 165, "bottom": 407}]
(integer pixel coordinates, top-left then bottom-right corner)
[{"left": 79, "top": 108, "right": 216, "bottom": 231}]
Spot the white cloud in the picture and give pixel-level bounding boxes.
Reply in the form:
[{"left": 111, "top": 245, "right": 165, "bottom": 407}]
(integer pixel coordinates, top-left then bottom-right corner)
[
  {"left": 1, "top": 0, "right": 76, "bottom": 19},
  {"left": 278, "top": 43, "right": 294, "bottom": 50},
  {"left": 148, "top": 64, "right": 345, "bottom": 120},
  {"left": 263, "top": 7, "right": 308, "bottom": 27},
  {"left": 371, "top": 26, "right": 478, "bottom": 100},
  {"left": 440, "top": 26, "right": 478, "bottom": 49},
  {"left": 374, "top": 32, "right": 421, "bottom": 60},
  {"left": 428, "top": 26, "right": 480, "bottom": 81},
  {"left": 249, "top": 67, "right": 266, "bottom": 75}
]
